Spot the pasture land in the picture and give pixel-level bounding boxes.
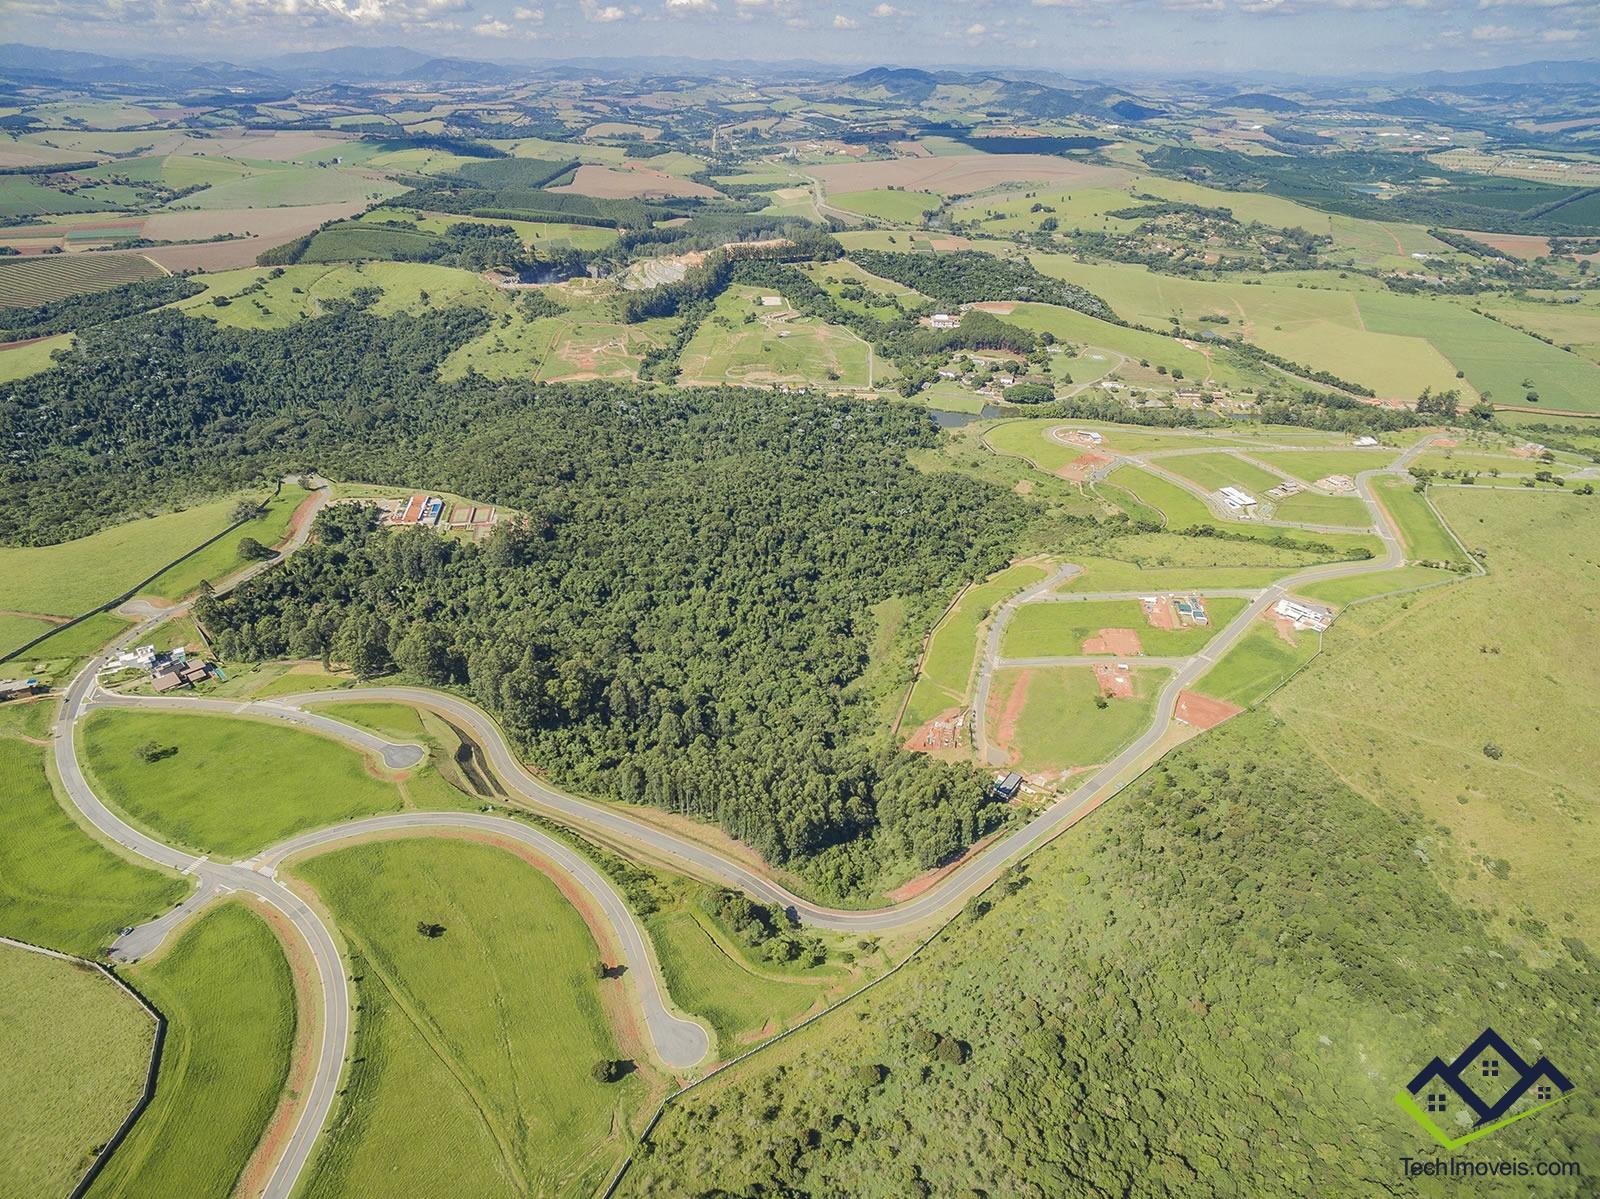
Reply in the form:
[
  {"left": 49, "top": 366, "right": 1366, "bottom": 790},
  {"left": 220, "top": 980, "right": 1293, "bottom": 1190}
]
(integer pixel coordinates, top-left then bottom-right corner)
[
  {"left": 1474, "top": 296, "right": 1600, "bottom": 367},
  {"left": 295, "top": 838, "right": 647, "bottom": 1199},
  {"left": 0, "top": 331, "right": 72, "bottom": 384},
  {"left": 902, "top": 561, "right": 1051, "bottom": 730},
  {"left": 1372, "top": 478, "right": 1469, "bottom": 565},
  {"left": 1194, "top": 617, "right": 1319, "bottom": 708},
  {"left": 90, "top": 902, "right": 294, "bottom": 1199},
  {"left": 829, "top": 189, "right": 942, "bottom": 223},
  {"left": 188, "top": 260, "right": 499, "bottom": 330},
  {"left": 804, "top": 258, "right": 925, "bottom": 320},
  {"left": 356, "top": 207, "right": 619, "bottom": 252},
  {"left": 443, "top": 297, "right": 675, "bottom": 383},
  {"left": 554, "top": 164, "right": 717, "bottom": 200},
  {"left": 987, "top": 664, "right": 1168, "bottom": 774},
  {"left": 79, "top": 710, "right": 423, "bottom": 858},
  {"left": 176, "top": 162, "right": 403, "bottom": 210},
  {"left": 142, "top": 483, "right": 311, "bottom": 601},
  {"left": 0, "top": 253, "right": 162, "bottom": 309},
  {"left": 1001, "top": 597, "right": 1246, "bottom": 658},
  {"left": 1270, "top": 489, "right": 1600, "bottom": 941},
  {"left": 0, "top": 176, "right": 118, "bottom": 219},
  {"left": 0, "top": 735, "right": 185, "bottom": 956},
  {"left": 810, "top": 155, "right": 1126, "bottom": 197},
  {"left": 1296, "top": 564, "right": 1456, "bottom": 607},
  {"left": 0, "top": 613, "right": 60, "bottom": 659},
  {"left": 678, "top": 286, "right": 877, "bottom": 389},
  {"left": 1002, "top": 302, "right": 1251, "bottom": 388},
  {"left": 8, "top": 611, "right": 136, "bottom": 671},
  {"left": 1, "top": 946, "right": 154, "bottom": 1199}
]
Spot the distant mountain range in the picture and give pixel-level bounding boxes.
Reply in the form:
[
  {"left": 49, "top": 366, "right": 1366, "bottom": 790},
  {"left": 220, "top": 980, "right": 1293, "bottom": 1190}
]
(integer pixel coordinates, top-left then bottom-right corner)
[{"left": 838, "top": 66, "right": 1165, "bottom": 122}]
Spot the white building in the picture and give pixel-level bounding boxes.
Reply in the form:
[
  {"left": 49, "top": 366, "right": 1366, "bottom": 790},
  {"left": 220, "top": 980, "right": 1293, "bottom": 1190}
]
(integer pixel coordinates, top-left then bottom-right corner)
[
  {"left": 1218, "top": 486, "right": 1257, "bottom": 514},
  {"left": 760, "top": 295, "right": 783, "bottom": 307},
  {"left": 929, "top": 313, "right": 960, "bottom": 330},
  {"left": 1075, "top": 429, "right": 1105, "bottom": 444},
  {"left": 1275, "top": 598, "right": 1334, "bottom": 632},
  {"left": 1353, "top": 435, "right": 1380, "bottom": 447}
]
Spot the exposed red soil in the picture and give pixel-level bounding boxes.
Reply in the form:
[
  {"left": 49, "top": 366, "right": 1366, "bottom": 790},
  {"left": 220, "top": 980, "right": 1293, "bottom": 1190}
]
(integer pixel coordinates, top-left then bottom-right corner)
[
  {"left": 1433, "top": 437, "right": 1460, "bottom": 449},
  {"left": 0, "top": 334, "right": 58, "bottom": 352},
  {"left": 970, "top": 301, "right": 1016, "bottom": 315},
  {"left": 1450, "top": 230, "right": 1550, "bottom": 260},
  {"left": 994, "top": 668, "right": 1033, "bottom": 761},
  {"left": 902, "top": 705, "right": 966, "bottom": 754},
  {"left": 886, "top": 831, "right": 1003, "bottom": 904},
  {"left": 1174, "top": 690, "right": 1243, "bottom": 730},
  {"left": 1142, "top": 596, "right": 1179, "bottom": 631},
  {"left": 1056, "top": 451, "right": 1112, "bottom": 482},
  {"left": 1092, "top": 662, "right": 1134, "bottom": 699},
  {"left": 1082, "top": 627, "right": 1142, "bottom": 656},
  {"left": 552, "top": 164, "right": 719, "bottom": 200},
  {"left": 929, "top": 236, "right": 974, "bottom": 252},
  {"left": 1267, "top": 612, "right": 1303, "bottom": 644}
]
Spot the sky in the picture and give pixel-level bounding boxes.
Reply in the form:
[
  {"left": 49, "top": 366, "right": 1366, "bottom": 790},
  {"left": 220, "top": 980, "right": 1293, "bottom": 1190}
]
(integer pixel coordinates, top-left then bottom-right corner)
[{"left": 8, "top": 0, "right": 1598, "bottom": 76}]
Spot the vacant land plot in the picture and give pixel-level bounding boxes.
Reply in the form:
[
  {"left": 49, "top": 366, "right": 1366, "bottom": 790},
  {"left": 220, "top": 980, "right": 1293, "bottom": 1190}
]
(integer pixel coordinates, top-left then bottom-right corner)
[
  {"left": 1474, "top": 296, "right": 1600, "bottom": 366},
  {"left": 295, "top": 838, "right": 646, "bottom": 1199},
  {"left": 142, "top": 484, "right": 311, "bottom": 601},
  {"left": 1, "top": 947, "right": 154, "bottom": 1199},
  {"left": 1297, "top": 564, "right": 1455, "bottom": 607},
  {"left": 358, "top": 207, "right": 619, "bottom": 252},
  {"left": 1157, "top": 452, "right": 1285, "bottom": 497},
  {"left": 90, "top": 902, "right": 294, "bottom": 1199},
  {"left": 443, "top": 300, "right": 675, "bottom": 384},
  {"left": 0, "top": 613, "right": 59, "bottom": 659},
  {"left": 178, "top": 163, "right": 403, "bottom": 210},
  {"left": 1373, "top": 478, "right": 1468, "bottom": 565},
  {"left": 1001, "top": 597, "right": 1245, "bottom": 658},
  {"left": 678, "top": 286, "right": 876, "bottom": 389},
  {"left": 189, "top": 260, "right": 498, "bottom": 330},
  {"left": 811, "top": 155, "right": 1126, "bottom": 197},
  {"left": 829, "top": 189, "right": 942, "bottom": 223},
  {"left": 80, "top": 710, "right": 417, "bottom": 858},
  {"left": 1004, "top": 302, "right": 1248, "bottom": 388},
  {"left": 1194, "top": 617, "right": 1318, "bottom": 708},
  {"left": 553, "top": 163, "right": 718, "bottom": 200},
  {"left": 0, "top": 252, "right": 163, "bottom": 309},
  {"left": 1269, "top": 490, "right": 1374, "bottom": 528},
  {"left": 1249, "top": 449, "right": 1395, "bottom": 481},
  {"left": 988, "top": 665, "right": 1167, "bottom": 774},
  {"left": 902, "top": 561, "right": 1050, "bottom": 731},
  {"left": 1271, "top": 489, "right": 1600, "bottom": 941}
]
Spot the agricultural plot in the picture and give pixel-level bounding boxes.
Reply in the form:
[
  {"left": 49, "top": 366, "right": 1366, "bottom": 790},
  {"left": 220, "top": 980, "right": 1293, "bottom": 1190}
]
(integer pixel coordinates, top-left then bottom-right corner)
[
  {"left": 678, "top": 286, "right": 878, "bottom": 389},
  {"left": 1001, "top": 597, "right": 1246, "bottom": 658},
  {"left": 357, "top": 207, "right": 619, "bottom": 252},
  {"left": 1194, "top": 617, "right": 1319, "bottom": 708},
  {"left": 1271, "top": 489, "right": 1600, "bottom": 939},
  {"left": 987, "top": 664, "right": 1169, "bottom": 774},
  {"left": 90, "top": 902, "right": 294, "bottom": 1199},
  {"left": 294, "top": 838, "right": 647, "bottom": 1199},
  {"left": 0, "top": 253, "right": 162, "bottom": 309},
  {"left": 1, "top": 947, "right": 154, "bottom": 1199},
  {"left": 177, "top": 163, "right": 404, "bottom": 210},
  {"left": 0, "top": 176, "right": 118, "bottom": 219},
  {"left": 1474, "top": 296, "right": 1600, "bottom": 367},
  {"left": 189, "top": 261, "right": 499, "bottom": 330},
  {"left": 1372, "top": 477, "right": 1469, "bottom": 565},
  {"left": 829, "top": 189, "right": 943, "bottom": 223},
  {"left": 810, "top": 155, "right": 1126, "bottom": 197},
  {"left": 804, "top": 258, "right": 925, "bottom": 321},
  {"left": 78, "top": 710, "right": 430, "bottom": 858},
  {"left": 1297, "top": 564, "right": 1455, "bottom": 607}
]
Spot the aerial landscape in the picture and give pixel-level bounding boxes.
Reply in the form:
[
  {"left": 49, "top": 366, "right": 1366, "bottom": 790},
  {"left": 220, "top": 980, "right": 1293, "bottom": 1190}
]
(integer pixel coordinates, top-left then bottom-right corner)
[{"left": 1, "top": 0, "right": 1598, "bottom": 1194}]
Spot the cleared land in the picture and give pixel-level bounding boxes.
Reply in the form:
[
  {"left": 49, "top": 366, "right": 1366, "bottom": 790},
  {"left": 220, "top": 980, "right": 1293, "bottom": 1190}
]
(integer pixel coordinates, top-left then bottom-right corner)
[
  {"left": 678, "top": 286, "right": 877, "bottom": 389},
  {"left": 1001, "top": 597, "right": 1246, "bottom": 658},
  {"left": 553, "top": 164, "right": 717, "bottom": 199},
  {"left": 89, "top": 902, "right": 295, "bottom": 1199},
  {"left": 1373, "top": 478, "right": 1469, "bottom": 565},
  {"left": 294, "top": 838, "right": 647, "bottom": 1199},
  {"left": 988, "top": 664, "right": 1168, "bottom": 774},
  {"left": 828, "top": 189, "right": 942, "bottom": 222},
  {"left": 1268, "top": 491, "right": 1373, "bottom": 528},
  {"left": 0, "top": 947, "right": 154, "bottom": 1199},
  {"left": 1194, "top": 616, "right": 1318, "bottom": 708},
  {"left": 1157, "top": 452, "right": 1285, "bottom": 497},
  {"left": 79, "top": 710, "right": 418, "bottom": 858}
]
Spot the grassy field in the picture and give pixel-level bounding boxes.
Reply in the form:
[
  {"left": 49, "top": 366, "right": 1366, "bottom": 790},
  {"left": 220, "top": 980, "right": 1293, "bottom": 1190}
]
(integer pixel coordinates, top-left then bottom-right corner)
[
  {"left": 440, "top": 287, "right": 675, "bottom": 384},
  {"left": 829, "top": 189, "right": 942, "bottom": 223},
  {"left": 178, "top": 163, "right": 402, "bottom": 210},
  {"left": 8, "top": 611, "right": 136, "bottom": 673},
  {"left": 0, "top": 252, "right": 162, "bottom": 308},
  {"left": 678, "top": 286, "right": 877, "bottom": 389},
  {"left": 1001, "top": 597, "right": 1246, "bottom": 658},
  {"left": 1055, "top": 553, "right": 1300, "bottom": 594},
  {"left": 0, "top": 734, "right": 185, "bottom": 956},
  {"left": 1004, "top": 302, "right": 1252, "bottom": 389},
  {"left": 188, "top": 261, "right": 500, "bottom": 330},
  {"left": 1268, "top": 490, "right": 1374, "bottom": 528},
  {"left": 988, "top": 665, "right": 1168, "bottom": 773},
  {"left": 89, "top": 902, "right": 294, "bottom": 1199},
  {"left": 1373, "top": 477, "right": 1469, "bottom": 565},
  {"left": 1194, "top": 617, "right": 1319, "bottom": 707},
  {"left": 357, "top": 207, "right": 619, "bottom": 252},
  {"left": 1, "top": 946, "right": 154, "bottom": 1199},
  {"left": 142, "top": 484, "right": 310, "bottom": 601},
  {"left": 1296, "top": 564, "right": 1456, "bottom": 607},
  {"left": 1249, "top": 449, "right": 1396, "bottom": 481},
  {"left": 901, "top": 561, "right": 1050, "bottom": 730},
  {"left": 295, "top": 838, "right": 647, "bottom": 1199},
  {"left": 0, "top": 613, "right": 60, "bottom": 659},
  {"left": 1156, "top": 452, "right": 1285, "bottom": 496},
  {"left": 0, "top": 331, "right": 72, "bottom": 383},
  {"left": 79, "top": 710, "right": 417, "bottom": 858},
  {"left": 1271, "top": 488, "right": 1600, "bottom": 944},
  {"left": 0, "top": 493, "right": 271, "bottom": 619}
]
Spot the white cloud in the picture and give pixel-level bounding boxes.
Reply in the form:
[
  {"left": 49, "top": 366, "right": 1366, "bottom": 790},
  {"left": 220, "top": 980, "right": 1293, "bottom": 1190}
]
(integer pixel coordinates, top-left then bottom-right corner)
[
  {"left": 1470, "top": 20, "right": 1518, "bottom": 37},
  {"left": 833, "top": 12, "right": 858, "bottom": 26},
  {"left": 871, "top": 1, "right": 906, "bottom": 13},
  {"left": 665, "top": 0, "right": 718, "bottom": 13},
  {"left": 514, "top": 5, "right": 545, "bottom": 18},
  {"left": 1542, "top": 26, "right": 1579, "bottom": 39},
  {"left": 967, "top": 21, "right": 986, "bottom": 32},
  {"left": 582, "top": 0, "right": 629, "bottom": 18}
]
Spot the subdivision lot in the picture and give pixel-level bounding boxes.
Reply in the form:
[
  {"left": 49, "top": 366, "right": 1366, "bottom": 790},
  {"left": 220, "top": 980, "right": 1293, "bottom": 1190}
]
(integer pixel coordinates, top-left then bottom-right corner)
[
  {"left": 1372, "top": 477, "right": 1468, "bottom": 565},
  {"left": 1248, "top": 449, "right": 1395, "bottom": 481},
  {"left": 1268, "top": 490, "right": 1373, "bottom": 528},
  {"left": 1001, "top": 597, "right": 1245, "bottom": 658},
  {"left": 1156, "top": 452, "right": 1285, "bottom": 497},
  {"left": 1194, "top": 616, "right": 1318, "bottom": 708},
  {"left": 987, "top": 664, "right": 1168, "bottom": 774},
  {"left": 88, "top": 902, "right": 294, "bottom": 1199},
  {"left": 0, "top": 947, "right": 154, "bottom": 1199},
  {"left": 294, "top": 837, "right": 647, "bottom": 1199}
]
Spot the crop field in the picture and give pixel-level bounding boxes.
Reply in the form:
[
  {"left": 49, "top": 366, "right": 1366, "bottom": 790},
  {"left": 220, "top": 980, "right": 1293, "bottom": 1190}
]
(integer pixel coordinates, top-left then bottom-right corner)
[
  {"left": 829, "top": 189, "right": 942, "bottom": 222},
  {"left": 553, "top": 164, "right": 717, "bottom": 200},
  {"left": 902, "top": 561, "right": 1050, "bottom": 731},
  {"left": 987, "top": 664, "right": 1168, "bottom": 774},
  {"left": 1156, "top": 452, "right": 1285, "bottom": 496},
  {"left": 1268, "top": 490, "right": 1373, "bottom": 528},
  {"left": 1270, "top": 489, "right": 1600, "bottom": 940},
  {"left": 1372, "top": 477, "right": 1468, "bottom": 565},
  {"left": 0, "top": 176, "right": 119, "bottom": 219},
  {"left": 91, "top": 902, "right": 295, "bottom": 1199},
  {"left": 294, "top": 838, "right": 646, "bottom": 1199},
  {"left": 1001, "top": 597, "right": 1246, "bottom": 658},
  {"left": 1, "top": 946, "right": 154, "bottom": 1199},
  {"left": 1194, "top": 617, "right": 1319, "bottom": 708},
  {"left": 79, "top": 710, "right": 420, "bottom": 858},
  {"left": 678, "top": 287, "right": 877, "bottom": 389},
  {"left": 0, "top": 252, "right": 163, "bottom": 308},
  {"left": 811, "top": 155, "right": 1126, "bottom": 197},
  {"left": 177, "top": 163, "right": 404, "bottom": 210}
]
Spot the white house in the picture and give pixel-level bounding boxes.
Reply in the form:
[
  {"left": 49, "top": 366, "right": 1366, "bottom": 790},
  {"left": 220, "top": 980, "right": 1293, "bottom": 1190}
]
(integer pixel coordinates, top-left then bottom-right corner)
[
  {"left": 1275, "top": 598, "right": 1334, "bottom": 632},
  {"left": 929, "top": 313, "right": 960, "bottom": 330},
  {"left": 1218, "top": 486, "right": 1257, "bottom": 514}
]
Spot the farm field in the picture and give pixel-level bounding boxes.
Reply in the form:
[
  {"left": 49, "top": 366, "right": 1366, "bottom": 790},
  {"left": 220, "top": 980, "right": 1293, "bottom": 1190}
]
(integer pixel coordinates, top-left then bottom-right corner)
[
  {"left": 89, "top": 902, "right": 295, "bottom": 1199},
  {"left": 829, "top": 189, "right": 942, "bottom": 222},
  {"left": 1, "top": 947, "right": 154, "bottom": 1199},
  {"left": 1002, "top": 302, "right": 1250, "bottom": 388},
  {"left": 187, "top": 260, "right": 499, "bottom": 329},
  {"left": 78, "top": 710, "right": 426, "bottom": 858},
  {"left": 901, "top": 560, "right": 1050, "bottom": 731},
  {"left": 0, "top": 734, "right": 185, "bottom": 956},
  {"left": 804, "top": 258, "right": 924, "bottom": 320},
  {"left": 810, "top": 155, "right": 1126, "bottom": 197},
  {"left": 356, "top": 207, "right": 620, "bottom": 252},
  {"left": 1474, "top": 296, "right": 1600, "bottom": 366},
  {"left": 1000, "top": 597, "right": 1247, "bottom": 658},
  {"left": 1270, "top": 489, "right": 1600, "bottom": 940},
  {"left": 987, "top": 664, "right": 1168, "bottom": 774},
  {"left": 1372, "top": 477, "right": 1469, "bottom": 565},
  {"left": 293, "top": 838, "right": 648, "bottom": 1199},
  {"left": 1194, "top": 617, "right": 1319, "bottom": 708},
  {"left": 0, "top": 252, "right": 163, "bottom": 308},
  {"left": 0, "top": 176, "right": 119, "bottom": 219},
  {"left": 678, "top": 286, "right": 877, "bottom": 389},
  {"left": 176, "top": 162, "right": 404, "bottom": 210}
]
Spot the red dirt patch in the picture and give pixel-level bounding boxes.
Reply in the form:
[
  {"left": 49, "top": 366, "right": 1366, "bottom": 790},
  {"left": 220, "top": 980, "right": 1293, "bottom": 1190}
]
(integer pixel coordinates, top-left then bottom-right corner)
[
  {"left": 903, "top": 705, "right": 966, "bottom": 754},
  {"left": 1092, "top": 662, "right": 1134, "bottom": 699},
  {"left": 1432, "top": 437, "right": 1459, "bottom": 449},
  {"left": 1451, "top": 229, "right": 1550, "bottom": 260},
  {"left": 928, "top": 236, "right": 974, "bottom": 252},
  {"left": 1082, "top": 627, "right": 1142, "bottom": 656},
  {"left": 1056, "top": 451, "right": 1112, "bottom": 482},
  {"left": 994, "top": 667, "right": 1033, "bottom": 761},
  {"left": 1175, "top": 689, "right": 1242, "bottom": 730},
  {"left": 970, "top": 301, "right": 1016, "bottom": 315},
  {"left": 1141, "top": 595, "right": 1179, "bottom": 630}
]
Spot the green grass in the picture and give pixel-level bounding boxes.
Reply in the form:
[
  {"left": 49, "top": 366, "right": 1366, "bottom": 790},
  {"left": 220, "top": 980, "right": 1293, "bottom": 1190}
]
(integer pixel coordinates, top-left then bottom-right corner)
[
  {"left": 1268, "top": 490, "right": 1374, "bottom": 528},
  {"left": 358, "top": 208, "right": 619, "bottom": 252},
  {"left": 79, "top": 710, "right": 415, "bottom": 858},
  {"left": 0, "top": 495, "right": 262, "bottom": 618},
  {"left": 1056, "top": 553, "right": 1300, "bottom": 594},
  {"left": 678, "top": 286, "right": 878, "bottom": 389},
  {"left": 1194, "top": 618, "right": 1319, "bottom": 707},
  {"left": 1003, "top": 302, "right": 1252, "bottom": 389},
  {"left": 295, "top": 838, "right": 646, "bottom": 1199},
  {"left": 89, "top": 902, "right": 294, "bottom": 1199},
  {"left": 0, "top": 176, "right": 118, "bottom": 220},
  {"left": 1249, "top": 449, "right": 1397, "bottom": 481},
  {"left": 1296, "top": 564, "right": 1456, "bottom": 607},
  {"left": 1156, "top": 452, "right": 1285, "bottom": 496},
  {"left": 829, "top": 190, "right": 943, "bottom": 223},
  {"left": 177, "top": 163, "right": 403, "bottom": 210},
  {"left": 189, "top": 261, "right": 500, "bottom": 331},
  {"left": 0, "top": 735, "right": 185, "bottom": 956},
  {"left": 1373, "top": 478, "right": 1468, "bottom": 565},
  {"left": 9, "top": 612, "right": 136, "bottom": 670},
  {"left": 0, "top": 613, "right": 60, "bottom": 659},
  {"left": 0, "top": 332, "right": 72, "bottom": 383},
  {"left": 1001, "top": 597, "right": 1246, "bottom": 658},
  {"left": 141, "top": 484, "right": 309, "bottom": 601},
  {"left": 902, "top": 561, "right": 1050, "bottom": 729},
  {"left": 989, "top": 665, "right": 1168, "bottom": 773},
  {"left": 1, "top": 946, "right": 154, "bottom": 1199},
  {"left": 647, "top": 905, "right": 827, "bottom": 1058}
]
